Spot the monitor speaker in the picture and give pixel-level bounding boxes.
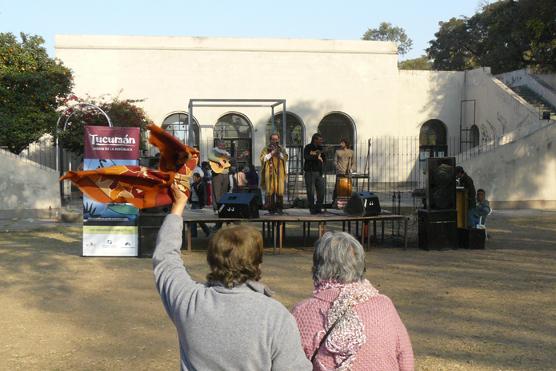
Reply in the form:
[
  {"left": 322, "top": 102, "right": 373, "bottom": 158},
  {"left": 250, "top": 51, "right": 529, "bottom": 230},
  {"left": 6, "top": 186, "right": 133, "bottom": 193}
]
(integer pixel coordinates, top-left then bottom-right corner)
[
  {"left": 345, "top": 192, "right": 381, "bottom": 216},
  {"left": 426, "top": 157, "right": 456, "bottom": 210},
  {"left": 218, "top": 192, "right": 259, "bottom": 219}
]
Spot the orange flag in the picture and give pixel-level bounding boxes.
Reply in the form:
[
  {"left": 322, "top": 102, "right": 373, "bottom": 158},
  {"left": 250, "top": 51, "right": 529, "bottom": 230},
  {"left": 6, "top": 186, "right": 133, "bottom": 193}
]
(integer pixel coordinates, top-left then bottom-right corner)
[{"left": 60, "top": 124, "right": 200, "bottom": 209}]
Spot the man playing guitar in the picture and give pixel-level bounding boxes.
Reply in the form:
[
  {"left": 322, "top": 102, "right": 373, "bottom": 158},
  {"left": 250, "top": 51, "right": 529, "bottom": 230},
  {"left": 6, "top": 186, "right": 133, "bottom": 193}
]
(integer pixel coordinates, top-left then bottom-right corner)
[{"left": 208, "top": 140, "right": 231, "bottom": 212}]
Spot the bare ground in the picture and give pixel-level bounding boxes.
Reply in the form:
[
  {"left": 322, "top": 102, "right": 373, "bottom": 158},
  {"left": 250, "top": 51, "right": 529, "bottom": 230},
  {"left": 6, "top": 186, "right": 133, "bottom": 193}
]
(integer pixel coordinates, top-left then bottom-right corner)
[{"left": 0, "top": 210, "right": 555, "bottom": 370}]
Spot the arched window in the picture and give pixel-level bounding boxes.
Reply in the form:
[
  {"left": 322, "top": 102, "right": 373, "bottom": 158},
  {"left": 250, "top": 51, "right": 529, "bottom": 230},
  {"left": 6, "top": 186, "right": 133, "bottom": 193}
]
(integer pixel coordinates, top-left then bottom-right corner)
[
  {"left": 470, "top": 125, "right": 480, "bottom": 148},
  {"left": 162, "top": 113, "right": 200, "bottom": 148},
  {"left": 318, "top": 112, "right": 356, "bottom": 173},
  {"left": 266, "top": 112, "right": 304, "bottom": 147},
  {"left": 214, "top": 113, "right": 252, "bottom": 169},
  {"left": 419, "top": 119, "right": 448, "bottom": 159}
]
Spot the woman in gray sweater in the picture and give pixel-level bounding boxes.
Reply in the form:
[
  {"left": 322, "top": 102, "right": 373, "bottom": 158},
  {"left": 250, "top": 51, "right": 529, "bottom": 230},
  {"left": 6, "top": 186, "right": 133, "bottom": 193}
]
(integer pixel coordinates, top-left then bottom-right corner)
[{"left": 153, "top": 184, "right": 311, "bottom": 371}]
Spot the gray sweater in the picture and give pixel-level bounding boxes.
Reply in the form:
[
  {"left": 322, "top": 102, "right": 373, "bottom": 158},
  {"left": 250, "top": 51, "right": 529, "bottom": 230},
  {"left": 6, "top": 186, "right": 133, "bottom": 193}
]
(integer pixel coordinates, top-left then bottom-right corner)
[{"left": 153, "top": 214, "right": 312, "bottom": 371}]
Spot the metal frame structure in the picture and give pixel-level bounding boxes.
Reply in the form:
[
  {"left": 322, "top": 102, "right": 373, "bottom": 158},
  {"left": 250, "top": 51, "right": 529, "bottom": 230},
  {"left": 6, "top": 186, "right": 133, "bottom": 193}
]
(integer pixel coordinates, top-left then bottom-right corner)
[{"left": 188, "top": 99, "right": 287, "bottom": 148}]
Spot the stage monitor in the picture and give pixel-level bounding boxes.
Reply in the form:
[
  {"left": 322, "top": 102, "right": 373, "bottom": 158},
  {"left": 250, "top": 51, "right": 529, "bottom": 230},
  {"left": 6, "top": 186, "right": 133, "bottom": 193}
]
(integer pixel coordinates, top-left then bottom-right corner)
[
  {"left": 345, "top": 192, "right": 381, "bottom": 216},
  {"left": 218, "top": 193, "right": 260, "bottom": 219}
]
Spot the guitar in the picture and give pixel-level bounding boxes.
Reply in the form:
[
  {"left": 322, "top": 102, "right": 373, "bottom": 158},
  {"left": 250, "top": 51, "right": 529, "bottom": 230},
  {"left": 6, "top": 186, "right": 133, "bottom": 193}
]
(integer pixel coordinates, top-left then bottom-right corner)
[{"left": 209, "top": 158, "right": 231, "bottom": 174}]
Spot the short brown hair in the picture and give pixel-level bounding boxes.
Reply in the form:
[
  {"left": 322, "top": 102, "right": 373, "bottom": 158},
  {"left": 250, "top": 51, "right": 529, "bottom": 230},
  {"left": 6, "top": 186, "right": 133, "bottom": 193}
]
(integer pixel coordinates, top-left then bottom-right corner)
[
  {"left": 206, "top": 225, "right": 263, "bottom": 288},
  {"left": 340, "top": 138, "right": 350, "bottom": 147}
]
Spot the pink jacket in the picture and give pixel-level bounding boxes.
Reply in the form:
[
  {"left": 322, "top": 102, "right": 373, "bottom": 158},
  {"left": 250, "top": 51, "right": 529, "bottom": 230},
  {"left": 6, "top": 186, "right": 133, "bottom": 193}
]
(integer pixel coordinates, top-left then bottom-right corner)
[{"left": 292, "top": 286, "right": 414, "bottom": 371}]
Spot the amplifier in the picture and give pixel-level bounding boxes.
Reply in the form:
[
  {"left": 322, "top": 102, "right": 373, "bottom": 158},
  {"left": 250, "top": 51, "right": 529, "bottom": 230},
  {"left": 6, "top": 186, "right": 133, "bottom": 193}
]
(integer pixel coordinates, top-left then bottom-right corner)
[
  {"left": 345, "top": 192, "right": 381, "bottom": 216},
  {"left": 218, "top": 192, "right": 259, "bottom": 219}
]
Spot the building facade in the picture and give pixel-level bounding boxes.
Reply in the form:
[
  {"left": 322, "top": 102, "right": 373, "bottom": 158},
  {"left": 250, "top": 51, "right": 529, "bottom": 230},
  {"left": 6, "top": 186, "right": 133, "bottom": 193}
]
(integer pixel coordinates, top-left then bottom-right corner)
[{"left": 52, "top": 34, "right": 555, "bottom": 206}]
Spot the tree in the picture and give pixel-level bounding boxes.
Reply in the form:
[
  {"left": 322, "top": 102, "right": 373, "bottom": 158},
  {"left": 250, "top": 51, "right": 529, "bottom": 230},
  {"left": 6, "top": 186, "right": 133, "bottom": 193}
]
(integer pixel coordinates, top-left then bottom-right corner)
[
  {"left": 426, "top": 17, "right": 479, "bottom": 71},
  {"left": 0, "top": 33, "right": 73, "bottom": 154},
  {"left": 56, "top": 94, "right": 154, "bottom": 156},
  {"left": 427, "top": 0, "right": 556, "bottom": 73},
  {"left": 399, "top": 55, "right": 432, "bottom": 70},
  {"left": 362, "top": 22, "right": 413, "bottom": 56}
]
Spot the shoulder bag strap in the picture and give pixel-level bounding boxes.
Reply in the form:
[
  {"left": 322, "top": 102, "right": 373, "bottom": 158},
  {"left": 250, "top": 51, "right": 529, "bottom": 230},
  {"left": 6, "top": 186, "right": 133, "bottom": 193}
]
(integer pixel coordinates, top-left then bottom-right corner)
[{"left": 310, "top": 308, "right": 349, "bottom": 364}]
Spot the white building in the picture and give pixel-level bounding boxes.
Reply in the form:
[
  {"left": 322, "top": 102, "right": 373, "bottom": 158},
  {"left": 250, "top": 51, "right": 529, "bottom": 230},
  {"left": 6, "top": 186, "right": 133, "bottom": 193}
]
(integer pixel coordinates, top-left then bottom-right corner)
[{"left": 2, "top": 34, "right": 554, "bottom": 210}]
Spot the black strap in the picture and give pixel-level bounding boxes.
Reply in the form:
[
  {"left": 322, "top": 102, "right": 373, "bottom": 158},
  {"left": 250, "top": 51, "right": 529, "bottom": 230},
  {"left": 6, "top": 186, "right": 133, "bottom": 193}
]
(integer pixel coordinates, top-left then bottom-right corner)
[{"left": 310, "top": 309, "right": 348, "bottom": 364}]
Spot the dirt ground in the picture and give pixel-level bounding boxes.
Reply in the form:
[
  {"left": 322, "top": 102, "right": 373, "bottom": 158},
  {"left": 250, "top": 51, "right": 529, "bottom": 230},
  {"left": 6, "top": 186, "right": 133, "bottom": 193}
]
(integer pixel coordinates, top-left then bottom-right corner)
[{"left": 0, "top": 209, "right": 555, "bottom": 371}]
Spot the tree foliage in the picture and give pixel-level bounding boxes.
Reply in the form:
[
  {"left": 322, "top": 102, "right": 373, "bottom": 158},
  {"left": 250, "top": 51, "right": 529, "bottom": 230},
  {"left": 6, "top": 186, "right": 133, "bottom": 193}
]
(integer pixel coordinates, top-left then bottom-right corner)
[
  {"left": 362, "top": 22, "right": 413, "bottom": 56},
  {"left": 399, "top": 55, "right": 433, "bottom": 70},
  {"left": 427, "top": 0, "right": 556, "bottom": 73},
  {"left": 56, "top": 95, "right": 154, "bottom": 156},
  {"left": 0, "top": 32, "right": 73, "bottom": 154}
]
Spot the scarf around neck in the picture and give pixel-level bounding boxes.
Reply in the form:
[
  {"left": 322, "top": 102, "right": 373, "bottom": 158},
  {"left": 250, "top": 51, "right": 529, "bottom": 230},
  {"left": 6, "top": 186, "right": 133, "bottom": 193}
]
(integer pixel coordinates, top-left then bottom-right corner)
[{"left": 313, "top": 279, "right": 380, "bottom": 371}]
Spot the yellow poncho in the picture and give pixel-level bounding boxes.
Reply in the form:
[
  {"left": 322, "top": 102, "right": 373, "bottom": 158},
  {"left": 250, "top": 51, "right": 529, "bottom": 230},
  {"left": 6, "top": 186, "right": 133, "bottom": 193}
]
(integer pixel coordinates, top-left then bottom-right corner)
[{"left": 259, "top": 146, "right": 288, "bottom": 196}]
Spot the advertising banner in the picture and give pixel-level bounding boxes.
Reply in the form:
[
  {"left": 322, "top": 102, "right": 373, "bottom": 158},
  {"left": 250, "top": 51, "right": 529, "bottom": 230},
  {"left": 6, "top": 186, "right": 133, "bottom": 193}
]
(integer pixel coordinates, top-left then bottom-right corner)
[{"left": 83, "top": 126, "right": 140, "bottom": 257}]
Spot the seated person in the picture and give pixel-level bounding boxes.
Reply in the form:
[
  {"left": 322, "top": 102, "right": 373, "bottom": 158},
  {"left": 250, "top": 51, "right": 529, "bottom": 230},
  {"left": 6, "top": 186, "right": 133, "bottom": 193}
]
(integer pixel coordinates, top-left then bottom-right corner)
[
  {"left": 153, "top": 185, "right": 311, "bottom": 370},
  {"left": 471, "top": 188, "right": 491, "bottom": 227},
  {"left": 292, "top": 231, "right": 414, "bottom": 370}
]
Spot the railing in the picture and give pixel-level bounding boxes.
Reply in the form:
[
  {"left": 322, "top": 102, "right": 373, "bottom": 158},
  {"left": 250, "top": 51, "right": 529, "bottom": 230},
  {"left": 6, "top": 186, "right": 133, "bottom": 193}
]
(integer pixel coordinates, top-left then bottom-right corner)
[{"left": 2, "top": 136, "right": 81, "bottom": 173}]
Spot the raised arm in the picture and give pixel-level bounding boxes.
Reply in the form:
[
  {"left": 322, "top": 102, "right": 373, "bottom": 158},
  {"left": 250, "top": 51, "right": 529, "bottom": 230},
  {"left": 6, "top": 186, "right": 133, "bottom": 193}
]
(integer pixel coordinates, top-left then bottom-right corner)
[{"left": 152, "top": 184, "right": 197, "bottom": 322}]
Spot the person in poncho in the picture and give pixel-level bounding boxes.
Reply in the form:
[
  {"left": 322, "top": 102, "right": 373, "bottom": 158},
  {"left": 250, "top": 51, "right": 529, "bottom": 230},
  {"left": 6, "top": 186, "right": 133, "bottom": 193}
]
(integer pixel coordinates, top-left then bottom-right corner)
[{"left": 259, "top": 133, "right": 288, "bottom": 214}]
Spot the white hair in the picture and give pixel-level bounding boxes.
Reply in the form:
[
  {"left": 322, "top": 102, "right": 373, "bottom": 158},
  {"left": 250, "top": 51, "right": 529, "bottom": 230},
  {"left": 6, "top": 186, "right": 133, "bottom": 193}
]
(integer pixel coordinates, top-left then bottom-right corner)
[{"left": 312, "top": 231, "right": 366, "bottom": 283}]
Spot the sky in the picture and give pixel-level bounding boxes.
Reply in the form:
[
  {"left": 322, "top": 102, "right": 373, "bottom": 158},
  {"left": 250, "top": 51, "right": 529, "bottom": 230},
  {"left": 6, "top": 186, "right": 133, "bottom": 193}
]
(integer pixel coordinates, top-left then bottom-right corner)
[{"left": 0, "top": 0, "right": 482, "bottom": 60}]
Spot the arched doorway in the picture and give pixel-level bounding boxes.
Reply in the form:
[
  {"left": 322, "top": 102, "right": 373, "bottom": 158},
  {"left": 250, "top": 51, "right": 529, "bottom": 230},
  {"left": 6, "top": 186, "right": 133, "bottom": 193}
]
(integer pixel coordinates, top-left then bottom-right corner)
[
  {"left": 419, "top": 119, "right": 447, "bottom": 159},
  {"left": 214, "top": 112, "right": 252, "bottom": 169},
  {"left": 470, "top": 125, "right": 480, "bottom": 148},
  {"left": 267, "top": 112, "right": 305, "bottom": 173},
  {"left": 162, "top": 112, "right": 200, "bottom": 149},
  {"left": 318, "top": 112, "right": 356, "bottom": 173}
]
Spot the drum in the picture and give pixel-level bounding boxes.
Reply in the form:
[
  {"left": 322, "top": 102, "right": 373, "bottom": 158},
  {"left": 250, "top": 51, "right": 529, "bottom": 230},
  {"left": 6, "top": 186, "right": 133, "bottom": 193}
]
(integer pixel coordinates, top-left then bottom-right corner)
[{"left": 337, "top": 176, "right": 353, "bottom": 197}]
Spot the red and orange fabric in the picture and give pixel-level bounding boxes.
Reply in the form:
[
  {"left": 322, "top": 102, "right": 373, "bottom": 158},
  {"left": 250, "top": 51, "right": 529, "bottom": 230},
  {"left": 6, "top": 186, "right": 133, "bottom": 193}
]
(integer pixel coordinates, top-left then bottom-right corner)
[{"left": 60, "top": 124, "right": 200, "bottom": 209}]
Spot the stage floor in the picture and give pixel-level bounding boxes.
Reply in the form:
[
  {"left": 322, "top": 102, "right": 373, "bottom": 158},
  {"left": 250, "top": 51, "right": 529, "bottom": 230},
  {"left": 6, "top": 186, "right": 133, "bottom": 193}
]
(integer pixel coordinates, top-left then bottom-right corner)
[{"left": 139, "top": 207, "right": 409, "bottom": 253}]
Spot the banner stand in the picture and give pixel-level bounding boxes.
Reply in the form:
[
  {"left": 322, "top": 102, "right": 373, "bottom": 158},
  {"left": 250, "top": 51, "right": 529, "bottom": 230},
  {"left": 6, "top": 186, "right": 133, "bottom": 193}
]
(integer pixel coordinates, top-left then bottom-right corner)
[{"left": 82, "top": 126, "right": 140, "bottom": 257}]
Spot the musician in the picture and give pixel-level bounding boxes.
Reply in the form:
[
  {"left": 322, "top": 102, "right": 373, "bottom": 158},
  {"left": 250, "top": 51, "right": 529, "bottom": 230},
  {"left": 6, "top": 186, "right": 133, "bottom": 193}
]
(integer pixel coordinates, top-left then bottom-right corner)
[
  {"left": 333, "top": 138, "right": 354, "bottom": 204},
  {"left": 303, "top": 133, "right": 326, "bottom": 214},
  {"left": 260, "top": 133, "right": 288, "bottom": 214},
  {"left": 208, "top": 140, "right": 231, "bottom": 211}
]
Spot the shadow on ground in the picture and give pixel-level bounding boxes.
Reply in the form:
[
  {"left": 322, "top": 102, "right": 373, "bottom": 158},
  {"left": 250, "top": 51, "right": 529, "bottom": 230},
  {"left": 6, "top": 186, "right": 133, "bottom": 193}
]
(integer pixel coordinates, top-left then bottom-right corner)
[{"left": 0, "top": 209, "right": 554, "bottom": 370}]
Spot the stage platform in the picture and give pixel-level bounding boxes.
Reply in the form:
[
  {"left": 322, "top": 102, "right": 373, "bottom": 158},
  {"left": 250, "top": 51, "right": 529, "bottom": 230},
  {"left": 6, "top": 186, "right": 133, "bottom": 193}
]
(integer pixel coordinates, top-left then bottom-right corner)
[{"left": 138, "top": 208, "right": 408, "bottom": 254}]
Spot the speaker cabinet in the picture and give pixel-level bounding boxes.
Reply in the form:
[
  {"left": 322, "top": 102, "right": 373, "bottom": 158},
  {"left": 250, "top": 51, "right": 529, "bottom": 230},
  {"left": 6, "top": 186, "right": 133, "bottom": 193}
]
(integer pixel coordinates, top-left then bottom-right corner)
[
  {"left": 138, "top": 207, "right": 168, "bottom": 257},
  {"left": 426, "top": 157, "right": 456, "bottom": 210},
  {"left": 418, "top": 209, "right": 457, "bottom": 250},
  {"left": 345, "top": 192, "right": 381, "bottom": 216},
  {"left": 457, "top": 228, "right": 486, "bottom": 249},
  {"left": 218, "top": 192, "right": 260, "bottom": 219}
]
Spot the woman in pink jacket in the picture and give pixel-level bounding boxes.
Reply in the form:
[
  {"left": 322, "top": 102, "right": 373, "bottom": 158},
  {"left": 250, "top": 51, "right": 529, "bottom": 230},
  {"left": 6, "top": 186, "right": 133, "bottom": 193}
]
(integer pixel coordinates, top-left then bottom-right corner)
[{"left": 292, "top": 232, "right": 414, "bottom": 371}]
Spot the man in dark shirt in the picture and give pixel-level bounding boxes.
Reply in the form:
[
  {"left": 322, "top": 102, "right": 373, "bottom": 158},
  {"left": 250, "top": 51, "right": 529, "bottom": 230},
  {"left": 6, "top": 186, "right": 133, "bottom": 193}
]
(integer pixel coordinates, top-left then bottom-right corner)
[
  {"left": 456, "top": 166, "right": 476, "bottom": 227},
  {"left": 304, "top": 133, "right": 326, "bottom": 214}
]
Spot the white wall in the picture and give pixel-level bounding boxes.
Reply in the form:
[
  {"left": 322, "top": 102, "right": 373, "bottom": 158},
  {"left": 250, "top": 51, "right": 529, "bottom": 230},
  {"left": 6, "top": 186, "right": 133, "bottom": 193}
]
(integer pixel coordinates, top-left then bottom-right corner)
[
  {"left": 56, "top": 35, "right": 404, "bottom": 161},
  {"left": 398, "top": 70, "right": 464, "bottom": 137},
  {"left": 463, "top": 68, "right": 548, "bottom": 143},
  {"left": 496, "top": 69, "right": 556, "bottom": 109},
  {"left": 460, "top": 123, "right": 556, "bottom": 208},
  {"left": 0, "top": 149, "right": 61, "bottom": 210},
  {"left": 55, "top": 35, "right": 468, "bottom": 180}
]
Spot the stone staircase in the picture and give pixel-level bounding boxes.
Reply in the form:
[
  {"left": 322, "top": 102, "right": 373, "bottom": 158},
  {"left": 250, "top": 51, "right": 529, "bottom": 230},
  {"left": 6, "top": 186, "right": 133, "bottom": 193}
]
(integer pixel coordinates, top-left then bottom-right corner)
[{"left": 511, "top": 85, "right": 556, "bottom": 120}]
